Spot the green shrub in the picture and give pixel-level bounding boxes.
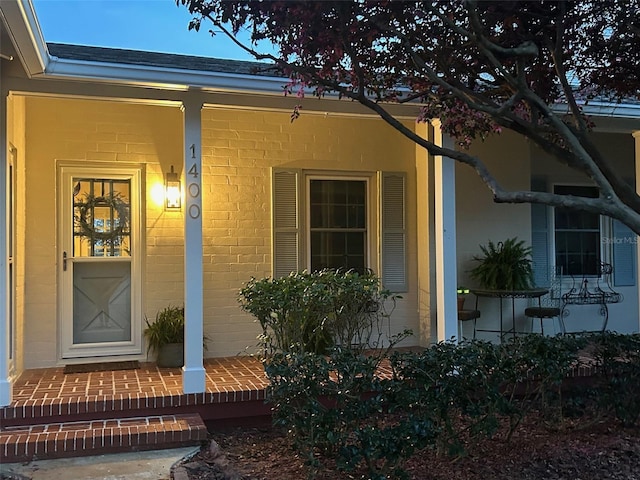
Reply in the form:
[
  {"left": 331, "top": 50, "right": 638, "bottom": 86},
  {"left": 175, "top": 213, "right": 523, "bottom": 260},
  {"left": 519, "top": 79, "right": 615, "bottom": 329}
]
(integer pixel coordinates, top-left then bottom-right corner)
[
  {"left": 264, "top": 334, "right": 599, "bottom": 479},
  {"left": 591, "top": 332, "right": 640, "bottom": 426},
  {"left": 239, "top": 269, "right": 405, "bottom": 357},
  {"left": 389, "top": 340, "right": 513, "bottom": 456},
  {"left": 265, "top": 349, "right": 434, "bottom": 479}
]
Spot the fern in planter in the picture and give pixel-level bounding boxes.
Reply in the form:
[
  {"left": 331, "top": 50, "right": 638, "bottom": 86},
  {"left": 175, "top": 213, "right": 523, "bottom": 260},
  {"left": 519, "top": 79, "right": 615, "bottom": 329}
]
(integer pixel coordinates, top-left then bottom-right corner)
[
  {"left": 144, "top": 305, "right": 185, "bottom": 368},
  {"left": 144, "top": 305, "right": 185, "bottom": 355},
  {"left": 470, "top": 237, "right": 534, "bottom": 291},
  {"left": 144, "top": 305, "right": 209, "bottom": 367}
]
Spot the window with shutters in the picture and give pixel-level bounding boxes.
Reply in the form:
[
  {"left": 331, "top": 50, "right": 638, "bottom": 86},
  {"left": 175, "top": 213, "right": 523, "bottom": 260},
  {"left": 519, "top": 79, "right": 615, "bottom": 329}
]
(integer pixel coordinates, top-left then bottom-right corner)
[
  {"left": 272, "top": 169, "right": 407, "bottom": 292},
  {"left": 553, "top": 185, "right": 601, "bottom": 276},
  {"left": 532, "top": 179, "right": 634, "bottom": 288}
]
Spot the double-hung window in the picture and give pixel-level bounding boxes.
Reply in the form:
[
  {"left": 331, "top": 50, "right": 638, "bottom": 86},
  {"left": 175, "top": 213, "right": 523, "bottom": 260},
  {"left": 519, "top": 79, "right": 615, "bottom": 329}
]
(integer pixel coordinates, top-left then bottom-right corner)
[
  {"left": 553, "top": 185, "right": 601, "bottom": 276},
  {"left": 308, "top": 178, "right": 367, "bottom": 273},
  {"left": 272, "top": 169, "right": 407, "bottom": 292},
  {"left": 532, "top": 178, "right": 635, "bottom": 288}
]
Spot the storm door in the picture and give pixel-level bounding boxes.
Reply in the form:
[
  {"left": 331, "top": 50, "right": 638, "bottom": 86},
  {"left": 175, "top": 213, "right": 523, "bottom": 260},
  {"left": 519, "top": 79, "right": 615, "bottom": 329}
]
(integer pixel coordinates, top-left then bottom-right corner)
[{"left": 59, "top": 165, "right": 142, "bottom": 359}]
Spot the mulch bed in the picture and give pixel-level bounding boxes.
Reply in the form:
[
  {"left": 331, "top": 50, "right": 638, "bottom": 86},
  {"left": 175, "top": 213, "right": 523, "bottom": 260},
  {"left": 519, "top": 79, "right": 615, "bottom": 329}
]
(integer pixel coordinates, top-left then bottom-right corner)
[{"left": 177, "top": 415, "right": 640, "bottom": 480}]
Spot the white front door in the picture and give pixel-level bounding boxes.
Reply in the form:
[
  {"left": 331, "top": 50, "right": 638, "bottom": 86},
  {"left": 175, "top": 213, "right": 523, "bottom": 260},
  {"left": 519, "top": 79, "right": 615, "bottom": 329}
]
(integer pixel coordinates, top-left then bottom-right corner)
[{"left": 59, "top": 164, "right": 142, "bottom": 359}]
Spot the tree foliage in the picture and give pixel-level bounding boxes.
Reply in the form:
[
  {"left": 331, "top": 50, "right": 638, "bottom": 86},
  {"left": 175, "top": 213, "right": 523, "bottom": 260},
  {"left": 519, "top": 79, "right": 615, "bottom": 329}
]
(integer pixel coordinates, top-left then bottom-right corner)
[{"left": 177, "top": 0, "right": 640, "bottom": 232}]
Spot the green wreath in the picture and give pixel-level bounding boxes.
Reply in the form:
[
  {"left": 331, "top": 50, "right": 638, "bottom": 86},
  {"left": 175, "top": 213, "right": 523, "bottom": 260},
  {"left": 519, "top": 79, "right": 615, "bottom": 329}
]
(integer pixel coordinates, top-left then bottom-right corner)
[{"left": 75, "top": 193, "right": 129, "bottom": 242}]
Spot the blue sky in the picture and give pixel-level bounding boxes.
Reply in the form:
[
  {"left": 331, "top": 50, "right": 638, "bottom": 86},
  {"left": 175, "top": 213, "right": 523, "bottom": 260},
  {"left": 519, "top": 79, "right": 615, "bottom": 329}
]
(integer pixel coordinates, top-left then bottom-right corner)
[{"left": 32, "top": 0, "right": 258, "bottom": 60}]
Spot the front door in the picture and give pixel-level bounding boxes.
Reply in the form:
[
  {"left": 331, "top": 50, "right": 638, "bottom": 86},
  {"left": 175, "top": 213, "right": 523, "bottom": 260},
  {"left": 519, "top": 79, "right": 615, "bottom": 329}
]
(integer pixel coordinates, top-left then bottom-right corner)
[{"left": 59, "top": 164, "right": 142, "bottom": 359}]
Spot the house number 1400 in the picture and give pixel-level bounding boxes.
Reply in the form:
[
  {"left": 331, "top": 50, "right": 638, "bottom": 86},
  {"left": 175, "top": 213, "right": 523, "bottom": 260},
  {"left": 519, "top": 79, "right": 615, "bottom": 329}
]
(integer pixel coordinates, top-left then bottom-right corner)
[{"left": 187, "top": 154, "right": 201, "bottom": 219}]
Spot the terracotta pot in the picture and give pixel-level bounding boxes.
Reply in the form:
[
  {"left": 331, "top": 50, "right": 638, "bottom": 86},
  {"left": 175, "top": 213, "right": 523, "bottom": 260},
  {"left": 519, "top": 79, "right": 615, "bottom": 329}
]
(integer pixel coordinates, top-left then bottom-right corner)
[{"left": 157, "top": 343, "right": 184, "bottom": 368}]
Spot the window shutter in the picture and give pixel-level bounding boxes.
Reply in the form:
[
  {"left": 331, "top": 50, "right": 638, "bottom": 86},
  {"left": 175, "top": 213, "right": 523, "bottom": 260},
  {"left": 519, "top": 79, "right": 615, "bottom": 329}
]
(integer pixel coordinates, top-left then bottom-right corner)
[
  {"left": 272, "top": 169, "right": 300, "bottom": 278},
  {"left": 612, "top": 219, "right": 636, "bottom": 286},
  {"left": 530, "top": 176, "right": 550, "bottom": 287},
  {"left": 382, "top": 172, "right": 407, "bottom": 292}
]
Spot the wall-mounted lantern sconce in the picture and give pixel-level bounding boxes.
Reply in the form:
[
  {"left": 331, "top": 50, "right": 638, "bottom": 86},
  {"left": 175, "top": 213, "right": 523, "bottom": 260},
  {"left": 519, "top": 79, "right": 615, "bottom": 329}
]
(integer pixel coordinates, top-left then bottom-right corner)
[{"left": 165, "top": 165, "right": 181, "bottom": 211}]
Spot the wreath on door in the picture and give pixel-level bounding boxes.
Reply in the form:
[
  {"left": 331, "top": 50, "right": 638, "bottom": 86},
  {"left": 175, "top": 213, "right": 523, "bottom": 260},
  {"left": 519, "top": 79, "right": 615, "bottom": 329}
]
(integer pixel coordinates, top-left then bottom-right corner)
[{"left": 75, "top": 193, "right": 130, "bottom": 242}]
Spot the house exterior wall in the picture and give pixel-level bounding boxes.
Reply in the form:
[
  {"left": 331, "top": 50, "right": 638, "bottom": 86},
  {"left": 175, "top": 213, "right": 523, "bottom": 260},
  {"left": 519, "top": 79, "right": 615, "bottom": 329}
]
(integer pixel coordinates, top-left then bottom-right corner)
[
  {"left": 200, "top": 107, "right": 421, "bottom": 356},
  {"left": 457, "top": 129, "right": 638, "bottom": 338},
  {"left": 6, "top": 94, "right": 26, "bottom": 374},
  {"left": 23, "top": 97, "right": 183, "bottom": 367},
  {"left": 456, "top": 131, "right": 533, "bottom": 284},
  {"left": 531, "top": 131, "right": 635, "bottom": 185},
  {"left": 456, "top": 132, "right": 533, "bottom": 339},
  {"left": 531, "top": 131, "right": 639, "bottom": 334},
  {"left": 20, "top": 96, "right": 422, "bottom": 367}
]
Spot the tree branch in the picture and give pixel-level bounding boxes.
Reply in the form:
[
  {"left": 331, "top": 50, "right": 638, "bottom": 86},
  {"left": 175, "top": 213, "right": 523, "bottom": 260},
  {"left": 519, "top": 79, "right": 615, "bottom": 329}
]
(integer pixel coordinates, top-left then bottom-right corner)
[
  {"left": 464, "top": 1, "right": 533, "bottom": 91},
  {"left": 546, "top": 1, "right": 589, "bottom": 134},
  {"left": 183, "top": 0, "right": 640, "bottom": 234}
]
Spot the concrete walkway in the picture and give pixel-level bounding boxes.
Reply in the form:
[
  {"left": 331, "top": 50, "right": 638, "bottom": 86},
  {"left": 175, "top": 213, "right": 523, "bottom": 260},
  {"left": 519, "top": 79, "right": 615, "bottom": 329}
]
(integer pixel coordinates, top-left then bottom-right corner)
[{"left": 0, "top": 446, "right": 198, "bottom": 480}]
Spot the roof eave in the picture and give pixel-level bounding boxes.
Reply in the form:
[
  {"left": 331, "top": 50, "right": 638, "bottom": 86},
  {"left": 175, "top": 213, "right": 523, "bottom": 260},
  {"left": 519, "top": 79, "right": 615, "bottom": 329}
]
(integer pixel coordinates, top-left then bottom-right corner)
[
  {"left": 0, "top": 0, "right": 49, "bottom": 76},
  {"left": 580, "top": 101, "right": 640, "bottom": 119},
  {"left": 44, "top": 56, "right": 289, "bottom": 95}
]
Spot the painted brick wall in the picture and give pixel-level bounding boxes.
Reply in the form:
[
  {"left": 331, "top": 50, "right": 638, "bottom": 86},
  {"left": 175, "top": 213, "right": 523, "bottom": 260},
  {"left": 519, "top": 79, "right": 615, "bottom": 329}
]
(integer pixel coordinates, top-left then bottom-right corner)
[
  {"left": 201, "top": 107, "right": 420, "bottom": 356},
  {"left": 23, "top": 97, "right": 183, "bottom": 367},
  {"left": 21, "top": 96, "right": 420, "bottom": 366}
]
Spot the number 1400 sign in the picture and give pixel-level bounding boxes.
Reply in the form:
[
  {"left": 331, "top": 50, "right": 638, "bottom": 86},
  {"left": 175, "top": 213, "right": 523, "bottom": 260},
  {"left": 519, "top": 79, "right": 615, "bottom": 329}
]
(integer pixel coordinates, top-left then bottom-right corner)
[{"left": 187, "top": 148, "right": 200, "bottom": 219}]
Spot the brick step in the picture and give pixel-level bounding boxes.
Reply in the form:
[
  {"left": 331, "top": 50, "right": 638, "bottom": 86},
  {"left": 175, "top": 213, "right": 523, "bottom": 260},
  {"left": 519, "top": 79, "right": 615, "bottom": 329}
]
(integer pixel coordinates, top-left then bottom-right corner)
[
  {"left": 1, "top": 390, "right": 268, "bottom": 427},
  {"left": 1, "top": 393, "right": 189, "bottom": 426},
  {"left": 0, "top": 413, "right": 208, "bottom": 463}
]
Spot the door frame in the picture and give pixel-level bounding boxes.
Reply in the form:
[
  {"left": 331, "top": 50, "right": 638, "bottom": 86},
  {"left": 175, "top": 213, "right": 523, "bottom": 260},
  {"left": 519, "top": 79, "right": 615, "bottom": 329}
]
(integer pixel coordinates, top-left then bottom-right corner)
[
  {"left": 7, "top": 144, "right": 16, "bottom": 375},
  {"left": 57, "top": 161, "right": 144, "bottom": 359}
]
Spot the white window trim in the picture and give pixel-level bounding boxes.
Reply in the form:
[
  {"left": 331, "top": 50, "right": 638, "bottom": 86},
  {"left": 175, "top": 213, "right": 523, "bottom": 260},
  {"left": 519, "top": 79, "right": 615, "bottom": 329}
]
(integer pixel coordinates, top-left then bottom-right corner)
[
  {"left": 304, "top": 173, "right": 373, "bottom": 273},
  {"left": 550, "top": 182, "right": 611, "bottom": 279}
]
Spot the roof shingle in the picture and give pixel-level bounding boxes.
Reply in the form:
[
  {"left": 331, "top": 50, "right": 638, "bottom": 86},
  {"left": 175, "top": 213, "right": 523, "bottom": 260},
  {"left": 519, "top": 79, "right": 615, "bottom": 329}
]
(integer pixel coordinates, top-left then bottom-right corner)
[{"left": 47, "top": 42, "right": 279, "bottom": 77}]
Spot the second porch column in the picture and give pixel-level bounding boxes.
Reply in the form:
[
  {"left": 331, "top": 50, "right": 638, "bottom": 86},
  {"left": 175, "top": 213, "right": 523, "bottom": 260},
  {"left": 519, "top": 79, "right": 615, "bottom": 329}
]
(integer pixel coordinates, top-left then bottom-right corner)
[
  {"left": 182, "top": 97, "right": 206, "bottom": 394},
  {"left": 432, "top": 121, "right": 459, "bottom": 342}
]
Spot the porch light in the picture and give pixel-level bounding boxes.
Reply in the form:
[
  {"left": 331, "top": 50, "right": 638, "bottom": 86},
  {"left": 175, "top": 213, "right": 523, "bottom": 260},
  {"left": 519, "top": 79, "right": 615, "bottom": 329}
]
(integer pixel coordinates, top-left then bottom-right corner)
[{"left": 165, "top": 165, "right": 181, "bottom": 211}]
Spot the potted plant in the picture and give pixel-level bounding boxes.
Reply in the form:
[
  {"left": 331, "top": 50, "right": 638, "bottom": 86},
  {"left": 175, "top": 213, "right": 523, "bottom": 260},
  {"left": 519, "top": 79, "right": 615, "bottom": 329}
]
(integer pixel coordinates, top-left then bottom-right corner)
[
  {"left": 144, "top": 305, "right": 186, "bottom": 368},
  {"left": 470, "top": 237, "right": 534, "bottom": 291},
  {"left": 457, "top": 286, "right": 470, "bottom": 311}
]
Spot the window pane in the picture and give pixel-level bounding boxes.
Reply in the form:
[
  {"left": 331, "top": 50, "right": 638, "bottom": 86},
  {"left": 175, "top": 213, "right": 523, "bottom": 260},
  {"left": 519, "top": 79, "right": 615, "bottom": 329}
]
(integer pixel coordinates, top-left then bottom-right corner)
[
  {"left": 310, "top": 232, "right": 366, "bottom": 273},
  {"left": 74, "top": 178, "right": 131, "bottom": 257},
  {"left": 310, "top": 180, "right": 366, "bottom": 229},
  {"left": 559, "top": 211, "right": 599, "bottom": 230},
  {"left": 555, "top": 210, "right": 569, "bottom": 229},
  {"left": 554, "top": 185, "right": 599, "bottom": 198},
  {"left": 555, "top": 231, "right": 600, "bottom": 276}
]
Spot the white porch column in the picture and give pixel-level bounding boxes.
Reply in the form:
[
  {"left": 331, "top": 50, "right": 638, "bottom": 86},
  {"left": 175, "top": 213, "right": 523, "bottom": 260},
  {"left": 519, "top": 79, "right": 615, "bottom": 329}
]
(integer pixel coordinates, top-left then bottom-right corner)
[
  {"left": 0, "top": 86, "right": 10, "bottom": 406},
  {"left": 432, "top": 121, "right": 459, "bottom": 342},
  {"left": 182, "top": 97, "right": 206, "bottom": 393},
  {"left": 634, "top": 130, "right": 640, "bottom": 332}
]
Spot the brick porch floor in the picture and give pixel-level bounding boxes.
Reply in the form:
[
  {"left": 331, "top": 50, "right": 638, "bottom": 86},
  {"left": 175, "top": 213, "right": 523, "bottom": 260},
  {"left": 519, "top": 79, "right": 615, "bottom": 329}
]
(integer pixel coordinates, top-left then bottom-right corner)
[{"left": 9, "top": 356, "right": 270, "bottom": 405}]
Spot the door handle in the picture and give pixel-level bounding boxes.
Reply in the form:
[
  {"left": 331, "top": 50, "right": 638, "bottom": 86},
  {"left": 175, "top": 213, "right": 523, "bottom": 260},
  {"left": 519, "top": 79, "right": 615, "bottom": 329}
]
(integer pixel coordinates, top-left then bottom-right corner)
[{"left": 63, "top": 251, "right": 67, "bottom": 271}]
